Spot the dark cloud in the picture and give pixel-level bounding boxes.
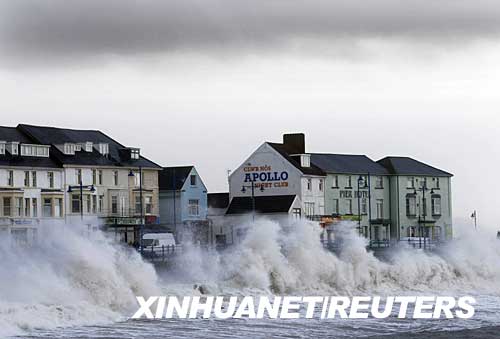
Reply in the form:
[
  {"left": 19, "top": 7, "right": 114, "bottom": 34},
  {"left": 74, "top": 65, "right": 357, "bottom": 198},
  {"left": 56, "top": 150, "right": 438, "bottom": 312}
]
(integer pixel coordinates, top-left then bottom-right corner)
[{"left": 1, "top": 0, "right": 500, "bottom": 64}]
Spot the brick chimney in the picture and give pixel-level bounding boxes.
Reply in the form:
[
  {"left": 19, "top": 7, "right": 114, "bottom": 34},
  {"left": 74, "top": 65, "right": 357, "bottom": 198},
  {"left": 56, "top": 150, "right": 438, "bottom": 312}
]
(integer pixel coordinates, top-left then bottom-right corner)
[{"left": 283, "top": 133, "right": 306, "bottom": 154}]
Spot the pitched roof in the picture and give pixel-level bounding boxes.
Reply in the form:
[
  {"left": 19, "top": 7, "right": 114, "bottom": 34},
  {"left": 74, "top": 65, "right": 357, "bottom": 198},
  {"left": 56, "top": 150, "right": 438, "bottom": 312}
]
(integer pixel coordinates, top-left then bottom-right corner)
[
  {"left": 267, "top": 143, "right": 325, "bottom": 176},
  {"left": 17, "top": 124, "right": 161, "bottom": 169},
  {"left": 226, "top": 195, "right": 296, "bottom": 215},
  {"left": 0, "top": 126, "right": 33, "bottom": 143},
  {"left": 158, "top": 166, "right": 194, "bottom": 190},
  {"left": 377, "top": 157, "right": 453, "bottom": 177},
  {"left": 310, "top": 153, "right": 388, "bottom": 175},
  {"left": 207, "top": 192, "right": 230, "bottom": 209},
  {"left": 0, "top": 126, "right": 61, "bottom": 168}
]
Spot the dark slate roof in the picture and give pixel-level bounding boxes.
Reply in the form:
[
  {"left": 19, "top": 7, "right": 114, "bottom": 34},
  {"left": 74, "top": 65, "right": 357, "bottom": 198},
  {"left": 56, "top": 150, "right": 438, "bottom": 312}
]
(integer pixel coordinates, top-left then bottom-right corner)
[
  {"left": 226, "top": 195, "right": 296, "bottom": 215},
  {"left": 310, "top": 153, "right": 388, "bottom": 175},
  {"left": 0, "top": 126, "right": 61, "bottom": 168},
  {"left": 267, "top": 143, "right": 325, "bottom": 176},
  {"left": 377, "top": 157, "right": 453, "bottom": 177},
  {"left": 158, "top": 166, "right": 194, "bottom": 190},
  {"left": 0, "top": 126, "right": 33, "bottom": 143},
  {"left": 207, "top": 192, "right": 230, "bottom": 209},
  {"left": 17, "top": 124, "right": 161, "bottom": 169}
]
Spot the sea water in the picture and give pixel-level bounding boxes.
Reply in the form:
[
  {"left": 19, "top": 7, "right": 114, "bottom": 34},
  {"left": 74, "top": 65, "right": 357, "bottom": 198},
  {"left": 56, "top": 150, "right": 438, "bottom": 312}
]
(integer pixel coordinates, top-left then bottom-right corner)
[{"left": 1, "top": 219, "right": 499, "bottom": 338}]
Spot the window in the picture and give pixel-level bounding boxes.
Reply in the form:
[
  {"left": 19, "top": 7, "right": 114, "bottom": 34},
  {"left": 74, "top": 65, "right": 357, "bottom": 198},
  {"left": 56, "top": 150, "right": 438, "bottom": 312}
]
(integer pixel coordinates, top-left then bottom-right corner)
[
  {"left": 98, "top": 195, "right": 104, "bottom": 213},
  {"left": 98, "top": 170, "right": 103, "bottom": 185},
  {"left": 346, "top": 199, "right": 353, "bottom": 214},
  {"left": 24, "top": 171, "right": 30, "bottom": 187},
  {"left": 43, "top": 198, "right": 52, "bottom": 217},
  {"left": 420, "top": 177, "right": 427, "bottom": 189},
  {"left": 120, "top": 197, "right": 126, "bottom": 216},
  {"left": 346, "top": 176, "right": 352, "bottom": 188},
  {"left": 361, "top": 198, "right": 367, "bottom": 215},
  {"left": 319, "top": 179, "right": 324, "bottom": 192},
  {"left": 407, "top": 177, "right": 415, "bottom": 188},
  {"left": 113, "top": 171, "right": 119, "bottom": 186},
  {"left": 86, "top": 195, "right": 91, "bottom": 213},
  {"left": 76, "top": 169, "right": 82, "bottom": 184},
  {"left": 64, "top": 143, "right": 76, "bottom": 155},
  {"left": 406, "top": 195, "right": 416, "bottom": 216},
  {"left": 92, "top": 169, "right": 97, "bottom": 185},
  {"left": 15, "top": 197, "right": 23, "bottom": 217},
  {"left": 111, "top": 196, "right": 118, "bottom": 214},
  {"left": 7, "top": 170, "right": 13, "bottom": 186},
  {"left": 332, "top": 175, "right": 339, "bottom": 188},
  {"left": 3, "top": 197, "right": 11, "bottom": 216},
  {"left": 292, "top": 208, "right": 301, "bottom": 219},
  {"left": 304, "top": 202, "right": 315, "bottom": 217},
  {"left": 375, "top": 176, "right": 383, "bottom": 189},
  {"left": 20, "top": 144, "right": 49, "bottom": 157},
  {"left": 376, "top": 199, "right": 384, "bottom": 219},
  {"left": 56, "top": 198, "right": 63, "bottom": 217},
  {"left": 332, "top": 199, "right": 339, "bottom": 214},
  {"left": 131, "top": 149, "right": 140, "bottom": 159},
  {"left": 188, "top": 199, "right": 199, "bottom": 216},
  {"left": 435, "top": 177, "right": 440, "bottom": 189},
  {"left": 432, "top": 196, "right": 441, "bottom": 216},
  {"left": 190, "top": 174, "right": 197, "bottom": 186},
  {"left": 47, "top": 172, "right": 54, "bottom": 188},
  {"left": 72, "top": 194, "right": 81, "bottom": 213},
  {"left": 0, "top": 142, "right": 5, "bottom": 154},
  {"left": 306, "top": 179, "right": 312, "bottom": 191},
  {"left": 32, "top": 171, "right": 37, "bottom": 187},
  {"left": 32, "top": 198, "right": 37, "bottom": 217},
  {"left": 135, "top": 196, "right": 141, "bottom": 214},
  {"left": 92, "top": 195, "right": 97, "bottom": 214},
  {"left": 24, "top": 198, "right": 30, "bottom": 217}
]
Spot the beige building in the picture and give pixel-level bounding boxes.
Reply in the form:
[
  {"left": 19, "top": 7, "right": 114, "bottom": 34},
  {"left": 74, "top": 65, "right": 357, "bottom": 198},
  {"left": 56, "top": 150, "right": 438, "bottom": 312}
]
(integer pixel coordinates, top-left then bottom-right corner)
[{"left": 0, "top": 124, "right": 162, "bottom": 245}]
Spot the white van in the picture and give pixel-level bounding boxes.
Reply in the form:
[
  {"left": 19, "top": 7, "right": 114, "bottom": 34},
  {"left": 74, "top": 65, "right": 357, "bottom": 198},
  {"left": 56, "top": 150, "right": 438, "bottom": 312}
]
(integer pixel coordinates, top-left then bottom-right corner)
[{"left": 141, "top": 233, "right": 181, "bottom": 256}]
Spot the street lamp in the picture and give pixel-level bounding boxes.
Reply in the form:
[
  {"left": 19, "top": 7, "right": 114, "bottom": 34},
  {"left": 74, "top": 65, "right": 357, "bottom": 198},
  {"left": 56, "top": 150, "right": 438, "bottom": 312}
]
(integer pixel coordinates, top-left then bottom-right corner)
[
  {"left": 413, "top": 182, "right": 434, "bottom": 249},
  {"left": 128, "top": 167, "right": 143, "bottom": 253},
  {"left": 241, "top": 181, "right": 265, "bottom": 221},
  {"left": 67, "top": 182, "right": 96, "bottom": 221}
]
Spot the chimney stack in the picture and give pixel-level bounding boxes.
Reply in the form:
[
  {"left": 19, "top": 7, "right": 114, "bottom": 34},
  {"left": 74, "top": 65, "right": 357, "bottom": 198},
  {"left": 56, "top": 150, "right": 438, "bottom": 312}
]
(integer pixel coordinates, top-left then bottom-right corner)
[{"left": 283, "top": 133, "right": 305, "bottom": 154}]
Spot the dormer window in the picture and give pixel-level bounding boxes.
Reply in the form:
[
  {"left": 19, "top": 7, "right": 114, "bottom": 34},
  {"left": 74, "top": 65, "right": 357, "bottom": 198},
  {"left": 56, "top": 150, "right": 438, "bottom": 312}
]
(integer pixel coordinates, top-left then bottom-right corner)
[
  {"left": 301, "top": 154, "right": 311, "bottom": 168},
  {"left": 63, "top": 143, "right": 76, "bottom": 155},
  {"left": 85, "top": 142, "right": 93, "bottom": 152},
  {"left": 7, "top": 142, "right": 19, "bottom": 155},
  {"left": 20, "top": 144, "right": 50, "bottom": 157},
  {"left": 0, "top": 141, "right": 5, "bottom": 155},
  {"left": 75, "top": 144, "right": 82, "bottom": 152},
  {"left": 96, "top": 143, "right": 109, "bottom": 156},
  {"left": 131, "top": 148, "right": 140, "bottom": 160}
]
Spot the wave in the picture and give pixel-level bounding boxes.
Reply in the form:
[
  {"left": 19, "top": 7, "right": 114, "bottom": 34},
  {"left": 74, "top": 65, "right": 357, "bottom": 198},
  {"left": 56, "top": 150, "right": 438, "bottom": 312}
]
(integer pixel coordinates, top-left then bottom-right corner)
[
  {"left": 0, "top": 223, "right": 160, "bottom": 337},
  {"left": 1, "top": 218, "right": 499, "bottom": 337},
  {"left": 168, "top": 219, "right": 500, "bottom": 296}
]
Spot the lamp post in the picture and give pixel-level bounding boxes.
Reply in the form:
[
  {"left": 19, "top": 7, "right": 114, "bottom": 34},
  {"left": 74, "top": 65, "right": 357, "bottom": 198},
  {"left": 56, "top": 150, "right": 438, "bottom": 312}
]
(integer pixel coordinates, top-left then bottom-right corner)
[
  {"left": 128, "top": 167, "right": 143, "bottom": 253},
  {"left": 414, "top": 181, "right": 434, "bottom": 249},
  {"left": 241, "top": 181, "right": 264, "bottom": 221},
  {"left": 357, "top": 175, "right": 364, "bottom": 236},
  {"left": 67, "top": 182, "right": 96, "bottom": 221}
]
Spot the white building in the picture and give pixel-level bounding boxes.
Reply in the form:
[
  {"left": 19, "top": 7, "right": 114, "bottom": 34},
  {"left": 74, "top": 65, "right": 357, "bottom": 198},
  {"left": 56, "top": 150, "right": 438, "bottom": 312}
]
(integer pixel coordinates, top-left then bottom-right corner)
[
  {"left": 0, "top": 126, "right": 65, "bottom": 245},
  {"left": 6, "top": 124, "right": 162, "bottom": 245},
  {"left": 215, "top": 133, "right": 453, "bottom": 249},
  {"left": 228, "top": 133, "right": 326, "bottom": 219}
]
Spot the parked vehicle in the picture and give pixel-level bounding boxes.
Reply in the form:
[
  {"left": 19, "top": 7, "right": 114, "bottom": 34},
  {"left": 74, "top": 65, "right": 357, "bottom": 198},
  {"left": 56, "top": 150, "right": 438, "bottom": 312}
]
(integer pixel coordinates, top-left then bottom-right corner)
[{"left": 140, "top": 233, "right": 182, "bottom": 259}]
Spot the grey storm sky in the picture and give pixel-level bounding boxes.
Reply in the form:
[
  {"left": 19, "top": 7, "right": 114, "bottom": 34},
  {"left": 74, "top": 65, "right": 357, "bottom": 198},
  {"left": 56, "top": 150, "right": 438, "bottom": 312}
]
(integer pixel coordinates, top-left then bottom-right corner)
[{"left": 0, "top": 0, "right": 499, "bottom": 233}]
